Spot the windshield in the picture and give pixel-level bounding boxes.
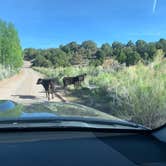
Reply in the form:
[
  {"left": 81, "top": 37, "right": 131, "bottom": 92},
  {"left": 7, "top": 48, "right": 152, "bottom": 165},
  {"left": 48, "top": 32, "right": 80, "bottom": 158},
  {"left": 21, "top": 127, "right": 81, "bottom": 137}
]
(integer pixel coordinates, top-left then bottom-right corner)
[{"left": 0, "top": 0, "right": 165, "bottom": 130}]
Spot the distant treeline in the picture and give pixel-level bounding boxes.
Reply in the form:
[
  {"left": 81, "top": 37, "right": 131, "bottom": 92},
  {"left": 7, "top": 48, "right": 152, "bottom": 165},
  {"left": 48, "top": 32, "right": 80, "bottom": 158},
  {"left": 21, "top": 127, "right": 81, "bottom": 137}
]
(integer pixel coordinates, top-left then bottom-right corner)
[
  {"left": 24, "top": 39, "right": 166, "bottom": 67},
  {"left": 0, "top": 19, "right": 23, "bottom": 69}
]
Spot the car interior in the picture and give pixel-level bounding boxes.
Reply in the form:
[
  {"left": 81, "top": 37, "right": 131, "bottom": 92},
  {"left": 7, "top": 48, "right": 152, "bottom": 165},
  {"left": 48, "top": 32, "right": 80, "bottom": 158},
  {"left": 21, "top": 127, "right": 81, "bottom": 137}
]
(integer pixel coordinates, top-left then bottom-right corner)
[{"left": 0, "top": 125, "right": 165, "bottom": 166}]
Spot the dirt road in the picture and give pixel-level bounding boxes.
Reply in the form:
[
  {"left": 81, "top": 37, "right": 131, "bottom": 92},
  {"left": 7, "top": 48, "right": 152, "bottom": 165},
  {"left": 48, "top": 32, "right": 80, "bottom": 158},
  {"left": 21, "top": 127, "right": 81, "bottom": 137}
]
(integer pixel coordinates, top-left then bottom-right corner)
[{"left": 0, "top": 61, "right": 65, "bottom": 105}]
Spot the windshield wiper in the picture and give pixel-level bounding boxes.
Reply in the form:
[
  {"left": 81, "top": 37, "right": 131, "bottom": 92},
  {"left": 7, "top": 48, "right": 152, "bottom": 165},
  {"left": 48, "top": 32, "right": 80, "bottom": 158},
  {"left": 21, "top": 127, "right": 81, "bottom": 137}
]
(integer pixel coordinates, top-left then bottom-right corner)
[{"left": 0, "top": 116, "right": 149, "bottom": 130}]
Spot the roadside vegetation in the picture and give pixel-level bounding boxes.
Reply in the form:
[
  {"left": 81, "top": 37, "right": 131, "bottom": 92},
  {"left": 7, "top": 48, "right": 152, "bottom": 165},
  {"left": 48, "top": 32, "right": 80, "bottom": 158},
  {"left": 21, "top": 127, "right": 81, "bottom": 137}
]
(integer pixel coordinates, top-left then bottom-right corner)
[
  {"left": 34, "top": 50, "right": 166, "bottom": 129},
  {"left": 0, "top": 65, "right": 19, "bottom": 80},
  {"left": 0, "top": 19, "right": 23, "bottom": 80},
  {"left": 24, "top": 35, "right": 166, "bottom": 129}
]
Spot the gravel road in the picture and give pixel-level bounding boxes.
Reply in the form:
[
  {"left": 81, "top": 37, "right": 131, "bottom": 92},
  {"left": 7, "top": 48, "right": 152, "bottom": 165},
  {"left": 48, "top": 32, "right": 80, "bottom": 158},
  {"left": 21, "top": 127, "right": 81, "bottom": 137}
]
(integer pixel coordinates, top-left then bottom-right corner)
[{"left": 0, "top": 61, "right": 65, "bottom": 105}]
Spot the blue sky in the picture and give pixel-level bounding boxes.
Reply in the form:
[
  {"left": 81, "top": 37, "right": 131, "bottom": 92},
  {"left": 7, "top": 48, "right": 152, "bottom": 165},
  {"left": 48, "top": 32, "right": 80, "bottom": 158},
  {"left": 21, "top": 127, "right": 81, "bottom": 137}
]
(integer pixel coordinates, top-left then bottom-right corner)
[{"left": 0, "top": 0, "right": 166, "bottom": 48}]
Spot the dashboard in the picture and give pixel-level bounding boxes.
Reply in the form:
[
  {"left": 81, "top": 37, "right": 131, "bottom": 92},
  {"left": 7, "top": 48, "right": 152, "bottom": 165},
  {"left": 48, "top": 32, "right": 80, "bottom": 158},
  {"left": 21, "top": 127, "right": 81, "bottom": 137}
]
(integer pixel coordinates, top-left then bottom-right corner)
[{"left": 0, "top": 129, "right": 165, "bottom": 166}]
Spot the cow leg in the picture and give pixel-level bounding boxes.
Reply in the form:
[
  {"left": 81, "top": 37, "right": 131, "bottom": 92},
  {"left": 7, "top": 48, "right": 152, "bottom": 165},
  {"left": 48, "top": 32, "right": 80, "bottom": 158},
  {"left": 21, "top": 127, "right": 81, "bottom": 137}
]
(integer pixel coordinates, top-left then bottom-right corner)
[
  {"left": 52, "top": 91, "right": 54, "bottom": 99},
  {"left": 46, "top": 91, "right": 48, "bottom": 98},
  {"left": 48, "top": 85, "right": 51, "bottom": 101},
  {"left": 48, "top": 92, "right": 50, "bottom": 101},
  {"left": 63, "top": 81, "right": 66, "bottom": 89},
  {"left": 74, "top": 81, "right": 78, "bottom": 88},
  {"left": 47, "top": 88, "right": 50, "bottom": 100},
  {"left": 46, "top": 91, "right": 50, "bottom": 101},
  {"left": 64, "top": 84, "right": 67, "bottom": 89},
  {"left": 74, "top": 82, "right": 79, "bottom": 88}
]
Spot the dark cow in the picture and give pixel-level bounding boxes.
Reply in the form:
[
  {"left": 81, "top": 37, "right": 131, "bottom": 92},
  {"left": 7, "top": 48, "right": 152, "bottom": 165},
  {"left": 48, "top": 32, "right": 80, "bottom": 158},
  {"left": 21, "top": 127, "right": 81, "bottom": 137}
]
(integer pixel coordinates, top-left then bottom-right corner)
[
  {"left": 63, "top": 73, "right": 87, "bottom": 88},
  {"left": 76, "top": 73, "right": 87, "bottom": 85},
  {"left": 63, "top": 76, "right": 77, "bottom": 88},
  {"left": 37, "top": 78, "right": 55, "bottom": 100}
]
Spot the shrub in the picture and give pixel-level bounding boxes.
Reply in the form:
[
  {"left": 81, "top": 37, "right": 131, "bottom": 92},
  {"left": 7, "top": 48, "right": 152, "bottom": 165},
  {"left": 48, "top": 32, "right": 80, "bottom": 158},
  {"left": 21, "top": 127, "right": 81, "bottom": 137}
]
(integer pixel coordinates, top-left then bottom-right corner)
[{"left": 0, "top": 65, "right": 19, "bottom": 80}]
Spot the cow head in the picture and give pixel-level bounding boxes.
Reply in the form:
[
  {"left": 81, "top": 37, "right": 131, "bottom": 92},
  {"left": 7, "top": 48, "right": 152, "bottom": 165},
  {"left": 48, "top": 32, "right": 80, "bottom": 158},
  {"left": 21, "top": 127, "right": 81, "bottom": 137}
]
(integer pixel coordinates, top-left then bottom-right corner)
[{"left": 36, "top": 78, "right": 43, "bottom": 84}]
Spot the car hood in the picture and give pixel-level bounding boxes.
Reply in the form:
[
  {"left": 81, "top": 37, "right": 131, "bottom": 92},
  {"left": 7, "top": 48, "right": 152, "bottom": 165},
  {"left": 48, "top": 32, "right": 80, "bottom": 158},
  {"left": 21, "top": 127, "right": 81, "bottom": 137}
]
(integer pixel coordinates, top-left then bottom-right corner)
[
  {"left": 0, "top": 100, "right": 148, "bottom": 130},
  {"left": 0, "top": 100, "right": 121, "bottom": 121}
]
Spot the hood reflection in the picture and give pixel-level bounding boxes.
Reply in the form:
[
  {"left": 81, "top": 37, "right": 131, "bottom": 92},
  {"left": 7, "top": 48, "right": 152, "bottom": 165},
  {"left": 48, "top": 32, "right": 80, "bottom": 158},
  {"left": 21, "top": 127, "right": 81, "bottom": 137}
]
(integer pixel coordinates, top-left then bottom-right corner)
[{"left": 0, "top": 100, "right": 15, "bottom": 112}]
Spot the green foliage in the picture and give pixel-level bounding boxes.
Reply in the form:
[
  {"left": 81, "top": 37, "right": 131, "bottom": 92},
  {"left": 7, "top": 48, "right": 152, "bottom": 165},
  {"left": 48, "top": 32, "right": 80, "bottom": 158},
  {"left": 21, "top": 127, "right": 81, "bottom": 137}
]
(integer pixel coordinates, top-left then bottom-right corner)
[
  {"left": 117, "top": 50, "right": 127, "bottom": 64},
  {"left": 0, "top": 19, "right": 23, "bottom": 69},
  {"left": 81, "top": 40, "right": 97, "bottom": 53},
  {"left": 51, "top": 48, "right": 71, "bottom": 67},
  {"left": 126, "top": 50, "right": 141, "bottom": 66},
  {"left": 33, "top": 55, "right": 52, "bottom": 67},
  {"left": 90, "top": 50, "right": 105, "bottom": 66},
  {"left": 71, "top": 53, "right": 84, "bottom": 65},
  {"left": 24, "top": 48, "right": 40, "bottom": 60},
  {"left": 24, "top": 38, "right": 166, "bottom": 68},
  {"left": 101, "top": 43, "right": 113, "bottom": 57},
  {"left": 156, "top": 38, "right": 166, "bottom": 52},
  {"left": 61, "top": 42, "right": 79, "bottom": 54}
]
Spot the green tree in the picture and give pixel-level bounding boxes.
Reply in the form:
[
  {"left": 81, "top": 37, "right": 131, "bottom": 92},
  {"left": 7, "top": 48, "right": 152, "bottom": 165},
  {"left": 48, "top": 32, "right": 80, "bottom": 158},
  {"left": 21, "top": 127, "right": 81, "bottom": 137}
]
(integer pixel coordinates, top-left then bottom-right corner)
[
  {"left": 147, "top": 42, "right": 157, "bottom": 59},
  {"left": 156, "top": 39, "right": 166, "bottom": 52},
  {"left": 7, "top": 23, "right": 23, "bottom": 68},
  {"left": 0, "top": 19, "right": 23, "bottom": 68},
  {"left": 136, "top": 40, "right": 148, "bottom": 56},
  {"left": 0, "top": 20, "right": 8, "bottom": 66},
  {"left": 71, "top": 53, "right": 84, "bottom": 65},
  {"left": 24, "top": 48, "right": 39, "bottom": 60},
  {"left": 126, "top": 51, "right": 141, "bottom": 66},
  {"left": 112, "top": 42, "right": 124, "bottom": 56},
  {"left": 81, "top": 40, "right": 97, "bottom": 58},
  {"left": 126, "top": 40, "right": 135, "bottom": 50},
  {"left": 118, "top": 50, "right": 127, "bottom": 64},
  {"left": 91, "top": 50, "right": 105, "bottom": 66},
  {"left": 61, "top": 42, "right": 79, "bottom": 54},
  {"left": 101, "top": 43, "right": 113, "bottom": 57},
  {"left": 51, "top": 49, "right": 70, "bottom": 67},
  {"left": 33, "top": 55, "right": 52, "bottom": 67}
]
